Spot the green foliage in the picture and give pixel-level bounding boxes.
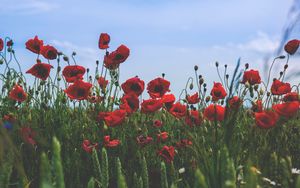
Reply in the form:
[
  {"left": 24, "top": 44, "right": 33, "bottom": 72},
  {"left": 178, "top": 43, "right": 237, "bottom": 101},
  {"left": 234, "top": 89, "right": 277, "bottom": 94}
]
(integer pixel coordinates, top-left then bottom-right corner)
[
  {"left": 161, "top": 162, "right": 169, "bottom": 188},
  {"left": 52, "top": 137, "right": 65, "bottom": 188},
  {"left": 141, "top": 156, "right": 149, "bottom": 188},
  {"left": 92, "top": 149, "right": 102, "bottom": 187},
  {"left": 117, "top": 158, "right": 128, "bottom": 188},
  {"left": 194, "top": 168, "right": 208, "bottom": 188},
  {"left": 101, "top": 148, "right": 109, "bottom": 188}
]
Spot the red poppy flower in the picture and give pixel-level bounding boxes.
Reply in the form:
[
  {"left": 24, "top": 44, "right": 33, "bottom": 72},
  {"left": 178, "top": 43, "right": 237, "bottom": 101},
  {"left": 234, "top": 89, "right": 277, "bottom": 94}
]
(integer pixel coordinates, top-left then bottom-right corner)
[
  {"left": 228, "top": 96, "right": 242, "bottom": 110},
  {"left": 161, "top": 94, "right": 175, "bottom": 110},
  {"left": 147, "top": 77, "right": 170, "bottom": 98},
  {"left": 7, "top": 40, "right": 13, "bottom": 47},
  {"left": 186, "top": 92, "right": 200, "bottom": 104},
  {"left": 141, "top": 98, "right": 163, "bottom": 113},
  {"left": 283, "top": 92, "right": 299, "bottom": 102},
  {"left": 136, "top": 135, "right": 153, "bottom": 147},
  {"left": 98, "top": 33, "right": 110, "bottom": 49},
  {"left": 251, "top": 100, "right": 263, "bottom": 113},
  {"left": 62, "top": 65, "right": 86, "bottom": 83},
  {"left": 97, "top": 111, "right": 109, "bottom": 122},
  {"left": 272, "top": 101, "right": 299, "bottom": 118},
  {"left": 103, "top": 109, "right": 127, "bottom": 127},
  {"left": 158, "top": 146, "right": 175, "bottom": 163},
  {"left": 284, "top": 39, "right": 300, "bottom": 55},
  {"left": 25, "top": 36, "right": 43, "bottom": 54},
  {"left": 185, "top": 110, "right": 202, "bottom": 127},
  {"left": 103, "top": 136, "right": 121, "bottom": 148},
  {"left": 120, "top": 94, "right": 139, "bottom": 114},
  {"left": 176, "top": 139, "right": 192, "bottom": 148},
  {"left": 210, "top": 82, "right": 227, "bottom": 101},
  {"left": 241, "top": 69, "right": 261, "bottom": 85},
  {"left": 255, "top": 111, "right": 279, "bottom": 129},
  {"left": 0, "top": 38, "right": 3, "bottom": 51},
  {"left": 64, "top": 80, "right": 93, "bottom": 100},
  {"left": 204, "top": 104, "right": 225, "bottom": 121},
  {"left": 9, "top": 84, "right": 27, "bottom": 102},
  {"left": 82, "top": 140, "right": 98, "bottom": 153},
  {"left": 20, "top": 127, "right": 36, "bottom": 145},
  {"left": 271, "top": 79, "right": 291, "bottom": 95},
  {"left": 26, "top": 62, "right": 53, "bottom": 80},
  {"left": 97, "top": 76, "right": 109, "bottom": 90},
  {"left": 153, "top": 119, "right": 163, "bottom": 127},
  {"left": 121, "top": 76, "right": 145, "bottom": 96},
  {"left": 40, "top": 45, "right": 58, "bottom": 60},
  {"left": 104, "top": 45, "right": 130, "bottom": 69},
  {"left": 169, "top": 102, "right": 187, "bottom": 118},
  {"left": 157, "top": 132, "right": 168, "bottom": 142}
]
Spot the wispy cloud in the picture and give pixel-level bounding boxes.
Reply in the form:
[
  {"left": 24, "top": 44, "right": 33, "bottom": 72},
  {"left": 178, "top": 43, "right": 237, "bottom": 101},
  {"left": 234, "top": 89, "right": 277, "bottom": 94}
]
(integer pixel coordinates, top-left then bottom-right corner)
[{"left": 0, "top": 0, "right": 58, "bottom": 15}]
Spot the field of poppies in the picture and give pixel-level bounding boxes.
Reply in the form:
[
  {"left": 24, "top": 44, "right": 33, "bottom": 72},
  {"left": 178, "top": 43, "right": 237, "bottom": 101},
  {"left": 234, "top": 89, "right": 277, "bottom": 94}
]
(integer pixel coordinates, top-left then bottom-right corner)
[{"left": 0, "top": 34, "right": 299, "bottom": 188}]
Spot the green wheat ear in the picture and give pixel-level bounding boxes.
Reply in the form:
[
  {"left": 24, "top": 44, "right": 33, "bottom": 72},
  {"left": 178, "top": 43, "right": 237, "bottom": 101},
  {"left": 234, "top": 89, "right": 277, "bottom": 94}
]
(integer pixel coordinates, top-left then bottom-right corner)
[
  {"left": 92, "top": 148, "right": 102, "bottom": 187},
  {"left": 161, "top": 162, "right": 168, "bottom": 188},
  {"left": 40, "top": 152, "right": 53, "bottom": 188},
  {"left": 52, "top": 137, "right": 65, "bottom": 188},
  {"left": 101, "top": 147, "right": 109, "bottom": 188},
  {"left": 0, "top": 151, "right": 13, "bottom": 188},
  {"left": 194, "top": 168, "right": 208, "bottom": 188},
  {"left": 117, "top": 158, "right": 128, "bottom": 188},
  {"left": 87, "top": 177, "right": 95, "bottom": 188},
  {"left": 220, "top": 147, "right": 236, "bottom": 188},
  {"left": 141, "top": 156, "right": 149, "bottom": 188}
]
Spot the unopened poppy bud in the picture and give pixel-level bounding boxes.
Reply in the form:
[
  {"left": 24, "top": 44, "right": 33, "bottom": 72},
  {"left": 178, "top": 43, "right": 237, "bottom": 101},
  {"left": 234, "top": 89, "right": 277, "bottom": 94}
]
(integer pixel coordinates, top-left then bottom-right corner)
[
  {"left": 35, "top": 91, "right": 39, "bottom": 95},
  {"left": 245, "top": 63, "right": 249, "bottom": 69},
  {"left": 87, "top": 68, "right": 90, "bottom": 73},
  {"left": 178, "top": 168, "right": 185, "bottom": 174},
  {"left": 204, "top": 88, "right": 207, "bottom": 92},
  {"left": 57, "top": 76, "right": 61, "bottom": 81},
  {"left": 221, "top": 100, "right": 224, "bottom": 105},
  {"left": 63, "top": 56, "right": 69, "bottom": 62},
  {"left": 89, "top": 75, "right": 92, "bottom": 80},
  {"left": 7, "top": 48, "right": 12, "bottom": 52},
  {"left": 259, "top": 88, "right": 264, "bottom": 95},
  {"left": 96, "top": 60, "right": 99, "bottom": 65},
  {"left": 254, "top": 85, "right": 259, "bottom": 91},
  {"left": 224, "top": 64, "right": 227, "bottom": 68},
  {"left": 203, "top": 83, "right": 207, "bottom": 88},
  {"left": 199, "top": 75, "right": 202, "bottom": 79},
  {"left": 194, "top": 65, "right": 198, "bottom": 71},
  {"left": 189, "top": 83, "right": 193, "bottom": 90},
  {"left": 245, "top": 82, "right": 250, "bottom": 88},
  {"left": 226, "top": 74, "right": 229, "bottom": 79},
  {"left": 103, "top": 123, "right": 108, "bottom": 130},
  {"left": 95, "top": 74, "right": 99, "bottom": 79},
  {"left": 215, "top": 62, "right": 219, "bottom": 67},
  {"left": 162, "top": 73, "right": 165, "bottom": 78},
  {"left": 72, "top": 51, "right": 76, "bottom": 56},
  {"left": 280, "top": 71, "right": 283, "bottom": 76},
  {"left": 267, "top": 92, "right": 271, "bottom": 97},
  {"left": 57, "top": 51, "right": 63, "bottom": 56},
  {"left": 205, "top": 96, "right": 210, "bottom": 102},
  {"left": 0, "top": 59, "right": 3, "bottom": 65},
  {"left": 278, "top": 55, "right": 285, "bottom": 59},
  {"left": 115, "top": 81, "right": 119, "bottom": 86},
  {"left": 199, "top": 78, "right": 204, "bottom": 85},
  {"left": 57, "top": 66, "right": 61, "bottom": 72},
  {"left": 284, "top": 64, "right": 288, "bottom": 69},
  {"left": 40, "top": 80, "right": 46, "bottom": 85},
  {"left": 105, "top": 51, "right": 109, "bottom": 56}
]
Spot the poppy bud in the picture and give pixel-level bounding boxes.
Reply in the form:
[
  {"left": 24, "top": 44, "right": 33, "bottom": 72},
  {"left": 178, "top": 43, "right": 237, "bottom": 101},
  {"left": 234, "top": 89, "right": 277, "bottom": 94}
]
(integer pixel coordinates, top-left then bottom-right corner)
[
  {"left": 96, "top": 60, "right": 99, "bottom": 65},
  {"left": 284, "top": 64, "right": 288, "bottom": 69},
  {"left": 280, "top": 71, "right": 283, "bottom": 76},
  {"left": 259, "top": 88, "right": 264, "bottom": 95},
  {"left": 7, "top": 48, "right": 12, "bottom": 52},
  {"left": 105, "top": 51, "right": 109, "bottom": 56},
  {"left": 162, "top": 73, "right": 165, "bottom": 78},
  {"left": 226, "top": 74, "right": 229, "bottom": 79},
  {"left": 63, "top": 56, "right": 69, "bottom": 62},
  {"left": 72, "top": 51, "right": 76, "bottom": 56},
  {"left": 203, "top": 83, "right": 207, "bottom": 88},
  {"left": 199, "top": 75, "right": 202, "bottom": 79},
  {"left": 95, "top": 74, "right": 99, "bottom": 79},
  {"left": 57, "top": 51, "right": 63, "bottom": 56},
  {"left": 194, "top": 65, "right": 198, "bottom": 71},
  {"left": 267, "top": 92, "right": 271, "bottom": 97},
  {"left": 278, "top": 55, "right": 285, "bottom": 59},
  {"left": 224, "top": 64, "right": 227, "bottom": 68},
  {"left": 254, "top": 85, "right": 259, "bottom": 91},
  {"left": 215, "top": 62, "right": 219, "bottom": 67},
  {"left": 115, "top": 81, "right": 119, "bottom": 86},
  {"left": 204, "top": 88, "right": 207, "bottom": 92},
  {"left": 199, "top": 78, "right": 204, "bottom": 85},
  {"left": 0, "top": 59, "right": 3, "bottom": 65},
  {"left": 245, "top": 63, "right": 249, "bottom": 69},
  {"left": 57, "top": 76, "right": 61, "bottom": 81},
  {"left": 35, "top": 91, "right": 39, "bottom": 95},
  {"left": 221, "top": 100, "right": 224, "bottom": 105},
  {"left": 205, "top": 96, "right": 210, "bottom": 102},
  {"left": 57, "top": 66, "right": 61, "bottom": 72},
  {"left": 245, "top": 82, "right": 250, "bottom": 88},
  {"left": 189, "top": 83, "right": 193, "bottom": 90},
  {"left": 87, "top": 68, "right": 90, "bottom": 73}
]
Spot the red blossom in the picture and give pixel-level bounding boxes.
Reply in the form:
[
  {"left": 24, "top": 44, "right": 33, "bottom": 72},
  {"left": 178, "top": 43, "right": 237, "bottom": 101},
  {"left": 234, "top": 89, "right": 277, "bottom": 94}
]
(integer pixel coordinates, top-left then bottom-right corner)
[
  {"left": 103, "top": 109, "right": 127, "bottom": 127},
  {"left": 62, "top": 65, "right": 86, "bottom": 83},
  {"left": 203, "top": 104, "right": 225, "bottom": 121},
  {"left": 82, "top": 140, "right": 98, "bottom": 153},
  {"left": 185, "top": 110, "right": 202, "bottom": 127},
  {"left": 157, "top": 132, "right": 168, "bottom": 142},
  {"left": 121, "top": 76, "right": 145, "bottom": 96},
  {"left": 186, "top": 92, "right": 200, "bottom": 104},
  {"left": 251, "top": 100, "right": 263, "bottom": 113},
  {"left": 97, "top": 76, "right": 109, "bottom": 90},
  {"left": 64, "top": 80, "right": 93, "bottom": 100},
  {"left": 141, "top": 98, "right": 163, "bottom": 113},
  {"left": 255, "top": 110, "right": 279, "bottom": 129},
  {"left": 271, "top": 79, "right": 291, "bottom": 95},
  {"left": 176, "top": 139, "right": 192, "bottom": 148},
  {"left": 161, "top": 94, "right": 175, "bottom": 110},
  {"left": 136, "top": 135, "right": 153, "bottom": 147},
  {"left": 241, "top": 69, "right": 261, "bottom": 85},
  {"left": 210, "top": 82, "right": 227, "bottom": 101},
  {"left": 168, "top": 102, "right": 187, "bottom": 118},
  {"left": 103, "top": 136, "right": 120, "bottom": 148},
  {"left": 120, "top": 94, "right": 139, "bottom": 114},
  {"left": 104, "top": 45, "right": 130, "bottom": 69},
  {"left": 283, "top": 92, "right": 299, "bottom": 102},
  {"left": 20, "top": 127, "right": 36, "bottom": 145},
  {"left": 9, "top": 84, "right": 27, "bottom": 102},
  {"left": 25, "top": 36, "right": 43, "bottom": 54},
  {"left": 284, "top": 39, "right": 300, "bottom": 55},
  {"left": 153, "top": 120, "right": 163, "bottom": 127},
  {"left": 147, "top": 78, "right": 170, "bottom": 99},
  {"left": 0, "top": 38, "right": 3, "bottom": 51},
  {"left": 98, "top": 33, "right": 110, "bottom": 49},
  {"left": 40, "top": 45, "right": 58, "bottom": 60},
  {"left": 272, "top": 101, "right": 299, "bottom": 118},
  {"left": 26, "top": 62, "right": 53, "bottom": 80},
  {"left": 158, "top": 146, "right": 175, "bottom": 163}
]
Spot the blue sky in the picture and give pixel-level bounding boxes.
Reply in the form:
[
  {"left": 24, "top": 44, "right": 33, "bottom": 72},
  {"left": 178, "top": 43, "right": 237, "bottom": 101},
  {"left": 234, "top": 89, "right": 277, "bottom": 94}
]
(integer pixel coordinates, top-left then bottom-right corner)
[{"left": 0, "top": 0, "right": 297, "bottom": 97}]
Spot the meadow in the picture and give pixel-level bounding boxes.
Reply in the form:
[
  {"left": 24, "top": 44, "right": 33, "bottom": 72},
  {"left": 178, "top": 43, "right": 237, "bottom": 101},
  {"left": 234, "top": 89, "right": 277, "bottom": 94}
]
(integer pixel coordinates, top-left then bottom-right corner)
[{"left": 0, "top": 34, "right": 299, "bottom": 188}]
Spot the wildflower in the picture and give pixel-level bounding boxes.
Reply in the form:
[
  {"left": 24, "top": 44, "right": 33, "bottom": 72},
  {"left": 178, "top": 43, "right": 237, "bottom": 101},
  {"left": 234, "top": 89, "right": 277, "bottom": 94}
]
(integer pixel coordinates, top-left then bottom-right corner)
[
  {"left": 25, "top": 36, "right": 43, "bottom": 54},
  {"left": 255, "top": 110, "right": 279, "bottom": 128},
  {"left": 153, "top": 119, "right": 163, "bottom": 127},
  {"left": 241, "top": 69, "right": 261, "bottom": 85},
  {"left": 157, "top": 132, "right": 168, "bottom": 142},
  {"left": 228, "top": 96, "right": 242, "bottom": 110},
  {"left": 104, "top": 45, "right": 130, "bottom": 69},
  {"left": 168, "top": 102, "right": 187, "bottom": 118},
  {"left": 121, "top": 76, "right": 145, "bottom": 96},
  {"left": 210, "top": 82, "right": 227, "bottom": 101},
  {"left": 0, "top": 38, "right": 3, "bottom": 51},
  {"left": 284, "top": 39, "right": 300, "bottom": 55},
  {"left": 161, "top": 94, "right": 175, "bottom": 110},
  {"left": 26, "top": 62, "right": 53, "bottom": 80},
  {"left": 103, "top": 109, "right": 127, "bottom": 127},
  {"left": 120, "top": 94, "right": 139, "bottom": 114},
  {"left": 40, "top": 45, "right": 58, "bottom": 60},
  {"left": 64, "top": 79, "right": 93, "bottom": 100},
  {"left": 141, "top": 98, "right": 163, "bottom": 113},
  {"left": 176, "top": 139, "right": 192, "bottom": 148},
  {"left": 283, "top": 92, "right": 299, "bottom": 102},
  {"left": 251, "top": 100, "right": 263, "bottom": 112},
  {"left": 147, "top": 77, "right": 170, "bottom": 98},
  {"left": 158, "top": 145, "right": 175, "bottom": 163},
  {"left": 185, "top": 110, "right": 202, "bottom": 127},
  {"left": 136, "top": 135, "right": 153, "bottom": 147},
  {"left": 82, "top": 140, "right": 98, "bottom": 153},
  {"left": 271, "top": 79, "right": 291, "bottom": 95},
  {"left": 62, "top": 65, "right": 86, "bottom": 83},
  {"left": 103, "top": 136, "right": 120, "bottom": 148},
  {"left": 186, "top": 92, "right": 200, "bottom": 104},
  {"left": 20, "top": 127, "right": 36, "bottom": 145},
  {"left": 272, "top": 101, "right": 299, "bottom": 118},
  {"left": 9, "top": 84, "right": 27, "bottom": 102},
  {"left": 97, "top": 76, "right": 109, "bottom": 90},
  {"left": 203, "top": 104, "right": 225, "bottom": 121},
  {"left": 98, "top": 33, "right": 110, "bottom": 49}
]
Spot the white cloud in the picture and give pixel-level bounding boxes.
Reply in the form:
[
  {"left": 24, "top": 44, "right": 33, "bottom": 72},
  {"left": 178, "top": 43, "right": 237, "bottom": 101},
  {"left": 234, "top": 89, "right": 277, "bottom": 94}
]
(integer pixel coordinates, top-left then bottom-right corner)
[{"left": 0, "top": 0, "right": 58, "bottom": 15}]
